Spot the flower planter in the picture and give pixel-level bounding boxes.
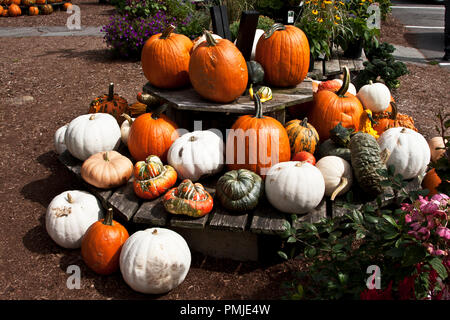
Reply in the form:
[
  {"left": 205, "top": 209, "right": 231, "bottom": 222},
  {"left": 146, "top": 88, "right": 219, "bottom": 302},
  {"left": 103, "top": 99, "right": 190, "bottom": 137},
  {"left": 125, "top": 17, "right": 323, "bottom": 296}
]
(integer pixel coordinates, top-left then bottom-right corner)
[{"left": 343, "top": 38, "right": 363, "bottom": 59}]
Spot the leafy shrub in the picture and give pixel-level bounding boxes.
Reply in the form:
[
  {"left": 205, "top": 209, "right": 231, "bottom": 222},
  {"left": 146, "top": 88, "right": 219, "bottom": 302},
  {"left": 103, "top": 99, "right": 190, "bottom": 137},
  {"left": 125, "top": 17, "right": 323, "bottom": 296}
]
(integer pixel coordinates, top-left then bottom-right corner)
[{"left": 279, "top": 165, "right": 449, "bottom": 300}]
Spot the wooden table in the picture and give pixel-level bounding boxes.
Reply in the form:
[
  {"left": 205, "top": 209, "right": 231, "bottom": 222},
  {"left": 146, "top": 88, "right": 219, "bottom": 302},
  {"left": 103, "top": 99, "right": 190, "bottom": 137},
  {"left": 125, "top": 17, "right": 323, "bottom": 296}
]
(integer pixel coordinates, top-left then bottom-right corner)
[{"left": 308, "top": 49, "right": 367, "bottom": 81}]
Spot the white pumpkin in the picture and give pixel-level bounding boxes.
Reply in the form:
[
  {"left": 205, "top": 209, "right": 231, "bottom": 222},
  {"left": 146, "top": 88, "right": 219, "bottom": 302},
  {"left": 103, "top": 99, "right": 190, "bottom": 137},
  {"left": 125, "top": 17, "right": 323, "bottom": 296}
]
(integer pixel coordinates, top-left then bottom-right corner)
[
  {"left": 167, "top": 130, "right": 224, "bottom": 181},
  {"left": 265, "top": 161, "right": 325, "bottom": 214},
  {"left": 334, "top": 79, "right": 357, "bottom": 95},
  {"left": 65, "top": 113, "right": 121, "bottom": 161},
  {"left": 316, "top": 156, "right": 353, "bottom": 200},
  {"left": 193, "top": 33, "right": 222, "bottom": 51},
  {"left": 46, "top": 190, "right": 104, "bottom": 249},
  {"left": 428, "top": 136, "right": 447, "bottom": 163},
  {"left": 356, "top": 80, "right": 391, "bottom": 113},
  {"left": 54, "top": 123, "right": 68, "bottom": 154},
  {"left": 377, "top": 127, "right": 431, "bottom": 180},
  {"left": 119, "top": 227, "right": 191, "bottom": 294},
  {"left": 120, "top": 114, "right": 135, "bottom": 146}
]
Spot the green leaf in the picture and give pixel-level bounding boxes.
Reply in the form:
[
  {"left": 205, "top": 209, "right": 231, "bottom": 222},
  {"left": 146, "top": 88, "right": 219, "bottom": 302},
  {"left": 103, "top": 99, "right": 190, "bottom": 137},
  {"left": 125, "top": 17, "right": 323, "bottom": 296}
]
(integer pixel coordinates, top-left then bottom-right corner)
[
  {"left": 429, "top": 258, "right": 448, "bottom": 280},
  {"left": 385, "top": 247, "right": 404, "bottom": 257},
  {"left": 278, "top": 251, "right": 288, "bottom": 260},
  {"left": 383, "top": 214, "right": 400, "bottom": 230},
  {"left": 304, "top": 247, "right": 317, "bottom": 258},
  {"left": 365, "top": 215, "right": 379, "bottom": 224},
  {"left": 287, "top": 236, "right": 297, "bottom": 243}
]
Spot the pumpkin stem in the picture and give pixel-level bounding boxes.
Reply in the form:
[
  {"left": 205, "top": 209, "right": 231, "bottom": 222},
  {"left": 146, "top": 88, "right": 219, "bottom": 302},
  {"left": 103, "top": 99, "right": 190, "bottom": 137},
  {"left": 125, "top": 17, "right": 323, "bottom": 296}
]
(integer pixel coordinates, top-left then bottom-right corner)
[
  {"left": 107, "top": 82, "right": 114, "bottom": 101},
  {"left": 301, "top": 117, "right": 309, "bottom": 127},
  {"left": 264, "top": 23, "right": 286, "bottom": 39},
  {"left": 151, "top": 103, "right": 169, "bottom": 120},
  {"left": 204, "top": 30, "right": 218, "bottom": 46},
  {"left": 103, "top": 151, "right": 109, "bottom": 162},
  {"left": 89, "top": 114, "right": 96, "bottom": 120},
  {"left": 152, "top": 229, "right": 158, "bottom": 235},
  {"left": 160, "top": 24, "right": 176, "bottom": 39},
  {"left": 330, "top": 177, "right": 348, "bottom": 201},
  {"left": 122, "top": 113, "right": 133, "bottom": 125},
  {"left": 253, "top": 93, "right": 264, "bottom": 119},
  {"left": 103, "top": 208, "right": 114, "bottom": 226},
  {"left": 389, "top": 101, "right": 398, "bottom": 121},
  {"left": 67, "top": 193, "right": 74, "bottom": 203},
  {"left": 189, "top": 136, "right": 197, "bottom": 142},
  {"left": 336, "top": 66, "right": 350, "bottom": 97}
]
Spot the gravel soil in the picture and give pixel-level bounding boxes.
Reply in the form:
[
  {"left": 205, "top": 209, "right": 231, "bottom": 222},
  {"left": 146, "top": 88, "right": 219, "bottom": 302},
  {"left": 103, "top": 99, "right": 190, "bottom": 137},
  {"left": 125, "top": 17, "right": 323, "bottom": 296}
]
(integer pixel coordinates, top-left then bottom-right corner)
[{"left": 0, "top": 9, "right": 449, "bottom": 300}]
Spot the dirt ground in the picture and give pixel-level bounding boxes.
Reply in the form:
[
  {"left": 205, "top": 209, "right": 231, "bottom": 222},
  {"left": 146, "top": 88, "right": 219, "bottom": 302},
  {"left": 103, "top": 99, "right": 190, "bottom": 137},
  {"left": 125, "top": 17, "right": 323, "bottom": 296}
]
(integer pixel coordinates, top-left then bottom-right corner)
[{"left": 0, "top": 5, "right": 449, "bottom": 300}]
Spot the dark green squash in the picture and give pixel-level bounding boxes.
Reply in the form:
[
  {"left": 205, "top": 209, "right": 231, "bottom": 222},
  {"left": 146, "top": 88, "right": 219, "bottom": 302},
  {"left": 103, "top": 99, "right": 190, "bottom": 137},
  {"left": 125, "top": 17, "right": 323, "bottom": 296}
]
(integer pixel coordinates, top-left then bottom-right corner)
[
  {"left": 246, "top": 60, "right": 265, "bottom": 86},
  {"left": 349, "top": 132, "right": 386, "bottom": 198},
  {"left": 316, "top": 139, "right": 351, "bottom": 162},
  {"left": 215, "top": 169, "right": 264, "bottom": 212}
]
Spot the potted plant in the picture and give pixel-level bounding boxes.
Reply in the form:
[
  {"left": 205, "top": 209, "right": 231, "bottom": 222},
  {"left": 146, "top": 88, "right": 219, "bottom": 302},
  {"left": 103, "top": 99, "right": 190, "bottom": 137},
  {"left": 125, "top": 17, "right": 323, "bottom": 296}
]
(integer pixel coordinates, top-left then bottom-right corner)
[{"left": 337, "top": 15, "right": 379, "bottom": 59}]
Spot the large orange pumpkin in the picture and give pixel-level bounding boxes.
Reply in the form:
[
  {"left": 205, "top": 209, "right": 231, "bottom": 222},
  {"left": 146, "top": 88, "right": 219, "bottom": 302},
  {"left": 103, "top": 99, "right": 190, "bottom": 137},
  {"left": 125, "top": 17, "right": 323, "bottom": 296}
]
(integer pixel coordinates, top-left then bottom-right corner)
[
  {"left": 81, "top": 208, "right": 129, "bottom": 275},
  {"left": 8, "top": 3, "right": 21, "bottom": 16},
  {"left": 308, "top": 67, "right": 364, "bottom": 141},
  {"left": 127, "top": 104, "right": 179, "bottom": 162},
  {"left": 255, "top": 23, "right": 310, "bottom": 88},
  {"left": 189, "top": 30, "right": 248, "bottom": 103},
  {"left": 226, "top": 94, "right": 291, "bottom": 178},
  {"left": 141, "top": 24, "right": 193, "bottom": 89}
]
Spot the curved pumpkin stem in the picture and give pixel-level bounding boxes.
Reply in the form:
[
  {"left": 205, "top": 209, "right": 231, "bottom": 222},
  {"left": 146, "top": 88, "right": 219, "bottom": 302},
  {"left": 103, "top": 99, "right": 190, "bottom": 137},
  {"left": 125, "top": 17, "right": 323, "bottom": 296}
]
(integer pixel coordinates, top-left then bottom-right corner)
[
  {"left": 103, "top": 208, "right": 114, "bottom": 226},
  {"left": 389, "top": 101, "right": 398, "bottom": 121},
  {"left": 253, "top": 93, "right": 264, "bottom": 119},
  {"left": 160, "top": 24, "right": 176, "bottom": 39},
  {"left": 330, "top": 177, "right": 348, "bottom": 201},
  {"left": 301, "top": 117, "right": 309, "bottom": 127},
  {"left": 151, "top": 103, "right": 169, "bottom": 120},
  {"left": 103, "top": 151, "right": 110, "bottom": 162},
  {"left": 204, "top": 30, "right": 218, "bottom": 46},
  {"left": 107, "top": 82, "right": 114, "bottom": 101},
  {"left": 336, "top": 66, "right": 350, "bottom": 97},
  {"left": 265, "top": 23, "right": 286, "bottom": 39},
  {"left": 122, "top": 113, "right": 133, "bottom": 125}
]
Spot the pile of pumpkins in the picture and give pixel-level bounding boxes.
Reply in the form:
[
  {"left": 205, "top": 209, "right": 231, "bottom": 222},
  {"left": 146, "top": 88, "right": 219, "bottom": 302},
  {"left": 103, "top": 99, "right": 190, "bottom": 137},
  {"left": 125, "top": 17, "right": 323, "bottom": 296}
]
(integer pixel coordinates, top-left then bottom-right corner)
[
  {"left": 0, "top": 0, "right": 72, "bottom": 17},
  {"left": 47, "top": 22, "right": 446, "bottom": 295}
]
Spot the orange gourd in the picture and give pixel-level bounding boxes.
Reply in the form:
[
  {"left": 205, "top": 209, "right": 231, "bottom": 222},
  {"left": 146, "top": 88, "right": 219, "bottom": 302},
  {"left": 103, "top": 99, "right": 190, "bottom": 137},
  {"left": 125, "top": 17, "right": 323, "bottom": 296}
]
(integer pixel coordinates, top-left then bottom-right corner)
[
  {"left": 285, "top": 117, "right": 320, "bottom": 155},
  {"left": 422, "top": 169, "right": 442, "bottom": 197},
  {"left": 127, "top": 104, "right": 179, "bottom": 162},
  {"left": 189, "top": 30, "right": 248, "bottom": 103},
  {"left": 81, "top": 208, "right": 129, "bottom": 275},
  {"left": 141, "top": 24, "right": 193, "bottom": 89},
  {"left": 28, "top": 6, "right": 39, "bottom": 15},
  {"left": 8, "top": 3, "right": 21, "bottom": 16},
  {"left": 88, "top": 83, "right": 129, "bottom": 125},
  {"left": 226, "top": 94, "right": 291, "bottom": 178},
  {"left": 255, "top": 23, "right": 310, "bottom": 88},
  {"left": 308, "top": 67, "right": 364, "bottom": 141}
]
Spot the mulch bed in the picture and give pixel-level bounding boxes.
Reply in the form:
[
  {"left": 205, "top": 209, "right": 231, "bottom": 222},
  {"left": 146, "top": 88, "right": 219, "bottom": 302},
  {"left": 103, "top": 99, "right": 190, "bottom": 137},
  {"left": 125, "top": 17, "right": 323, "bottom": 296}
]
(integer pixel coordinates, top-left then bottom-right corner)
[{"left": 0, "top": 9, "right": 449, "bottom": 300}]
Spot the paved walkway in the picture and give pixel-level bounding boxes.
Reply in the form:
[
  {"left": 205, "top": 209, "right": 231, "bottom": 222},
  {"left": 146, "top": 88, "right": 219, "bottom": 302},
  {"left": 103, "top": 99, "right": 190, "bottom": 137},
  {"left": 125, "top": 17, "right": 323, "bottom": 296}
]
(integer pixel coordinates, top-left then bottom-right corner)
[{"left": 0, "top": 26, "right": 103, "bottom": 37}]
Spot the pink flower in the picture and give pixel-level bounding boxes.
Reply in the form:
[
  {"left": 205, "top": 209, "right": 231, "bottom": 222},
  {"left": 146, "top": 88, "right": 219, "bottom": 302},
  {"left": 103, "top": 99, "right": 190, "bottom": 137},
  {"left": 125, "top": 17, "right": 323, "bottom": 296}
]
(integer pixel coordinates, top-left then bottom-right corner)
[
  {"left": 431, "top": 193, "right": 449, "bottom": 202},
  {"left": 424, "top": 243, "right": 434, "bottom": 254},
  {"left": 405, "top": 214, "right": 412, "bottom": 224},
  {"left": 436, "top": 227, "right": 450, "bottom": 241},
  {"left": 417, "top": 227, "right": 431, "bottom": 241},
  {"left": 433, "top": 249, "right": 447, "bottom": 256}
]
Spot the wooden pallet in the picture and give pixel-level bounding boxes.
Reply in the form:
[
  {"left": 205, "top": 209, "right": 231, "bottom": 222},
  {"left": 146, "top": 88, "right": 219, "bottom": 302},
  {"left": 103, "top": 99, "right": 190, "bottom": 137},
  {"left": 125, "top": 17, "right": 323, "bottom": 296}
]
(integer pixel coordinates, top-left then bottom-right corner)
[{"left": 58, "top": 147, "right": 422, "bottom": 261}]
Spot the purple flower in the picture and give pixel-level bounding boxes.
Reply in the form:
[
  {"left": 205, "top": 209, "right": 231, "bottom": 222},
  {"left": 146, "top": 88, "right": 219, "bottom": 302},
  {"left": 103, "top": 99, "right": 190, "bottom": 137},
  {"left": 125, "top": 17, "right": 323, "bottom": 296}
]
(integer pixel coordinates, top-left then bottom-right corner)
[{"left": 436, "top": 227, "right": 450, "bottom": 241}]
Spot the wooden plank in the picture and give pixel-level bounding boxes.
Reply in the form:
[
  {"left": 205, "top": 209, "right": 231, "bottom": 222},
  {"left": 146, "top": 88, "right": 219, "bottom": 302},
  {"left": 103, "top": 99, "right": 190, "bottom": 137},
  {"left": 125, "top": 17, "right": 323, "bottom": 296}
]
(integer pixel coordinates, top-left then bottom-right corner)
[
  {"left": 293, "top": 199, "right": 327, "bottom": 225},
  {"left": 235, "top": 10, "right": 259, "bottom": 60},
  {"left": 169, "top": 213, "right": 210, "bottom": 229},
  {"left": 209, "top": 205, "right": 249, "bottom": 232},
  {"left": 142, "top": 81, "right": 313, "bottom": 115},
  {"left": 353, "top": 50, "right": 366, "bottom": 71},
  {"left": 338, "top": 55, "right": 356, "bottom": 72},
  {"left": 132, "top": 197, "right": 169, "bottom": 226},
  {"left": 249, "top": 199, "right": 288, "bottom": 235},
  {"left": 324, "top": 55, "right": 341, "bottom": 76},
  {"left": 267, "top": 108, "right": 286, "bottom": 125},
  {"left": 106, "top": 178, "right": 141, "bottom": 222}
]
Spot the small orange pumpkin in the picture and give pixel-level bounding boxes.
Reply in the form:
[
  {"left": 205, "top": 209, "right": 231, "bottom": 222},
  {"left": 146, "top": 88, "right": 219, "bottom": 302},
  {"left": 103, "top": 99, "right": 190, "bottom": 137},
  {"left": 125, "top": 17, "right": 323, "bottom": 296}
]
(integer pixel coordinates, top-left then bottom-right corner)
[
  {"left": 81, "top": 208, "right": 129, "bottom": 275},
  {"left": 372, "top": 101, "right": 417, "bottom": 135},
  {"left": 127, "top": 104, "right": 179, "bottom": 162},
  {"left": 8, "top": 3, "right": 21, "bottom": 16},
  {"left": 28, "top": 6, "right": 39, "bottom": 15},
  {"left": 62, "top": 2, "right": 72, "bottom": 10},
  {"left": 88, "top": 83, "right": 129, "bottom": 125},
  {"left": 422, "top": 169, "right": 442, "bottom": 197},
  {"left": 285, "top": 117, "right": 320, "bottom": 155}
]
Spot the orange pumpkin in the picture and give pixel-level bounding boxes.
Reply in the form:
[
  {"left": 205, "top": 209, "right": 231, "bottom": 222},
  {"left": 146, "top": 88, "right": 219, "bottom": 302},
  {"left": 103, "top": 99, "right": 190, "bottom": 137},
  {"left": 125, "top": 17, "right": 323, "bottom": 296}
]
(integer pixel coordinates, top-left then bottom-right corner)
[
  {"left": 308, "top": 67, "right": 364, "bottom": 141},
  {"left": 8, "top": 3, "right": 21, "bottom": 16},
  {"left": 372, "top": 101, "right": 417, "bottom": 135},
  {"left": 255, "top": 23, "right": 310, "bottom": 88},
  {"left": 0, "top": 7, "right": 4, "bottom": 16},
  {"left": 88, "top": 83, "right": 129, "bottom": 125},
  {"left": 226, "top": 94, "right": 291, "bottom": 178},
  {"left": 127, "top": 104, "right": 179, "bottom": 162},
  {"left": 62, "top": 2, "right": 72, "bottom": 10},
  {"left": 28, "top": 6, "right": 38, "bottom": 15},
  {"left": 81, "top": 208, "right": 129, "bottom": 275},
  {"left": 141, "top": 24, "right": 193, "bottom": 89},
  {"left": 285, "top": 117, "right": 320, "bottom": 155},
  {"left": 189, "top": 30, "right": 248, "bottom": 103},
  {"left": 422, "top": 169, "right": 442, "bottom": 197},
  {"left": 10, "top": 0, "right": 20, "bottom": 5},
  {"left": 1, "top": 7, "right": 7, "bottom": 16},
  {"left": 35, "top": 0, "right": 45, "bottom": 3}
]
